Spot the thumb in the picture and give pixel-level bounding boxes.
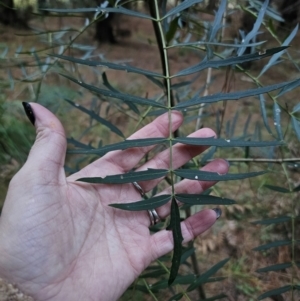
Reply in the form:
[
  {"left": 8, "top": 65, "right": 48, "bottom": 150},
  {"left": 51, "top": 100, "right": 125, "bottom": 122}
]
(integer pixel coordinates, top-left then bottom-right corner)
[{"left": 22, "top": 102, "right": 67, "bottom": 181}]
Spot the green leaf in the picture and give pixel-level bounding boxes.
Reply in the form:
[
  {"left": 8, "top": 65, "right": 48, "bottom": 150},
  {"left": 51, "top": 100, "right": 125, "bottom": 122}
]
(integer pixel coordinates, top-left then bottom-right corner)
[
  {"left": 140, "top": 268, "right": 168, "bottom": 278},
  {"left": 127, "top": 284, "right": 148, "bottom": 293},
  {"left": 259, "top": 25, "right": 298, "bottom": 77},
  {"left": 258, "top": 285, "right": 292, "bottom": 300},
  {"left": 204, "top": 277, "right": 227, "bottom": 283},
  {"left": 168, "top": 293, "right": 184, "bottom": 301},
  {"left": 174, "top": 169, "right": 266, "bottom": 181},
  {"left": 45, "top": 6, "right": 154, "bottom": 20},
  {"left": 151, "top": 274, "right": 196, "bottom": 292},
  {"left": 201, "top": 294, "right": 228, "bottom": 301},
  {"left": 110, "top": 194, "right": 171, "bottom": 211},
  {"left": 175, "top": 79, "right": 296, "bottom": 109},
  {"left": 51, "top": 53, "right": 163, "bottom": 78},
  {"left": 145, "top": 75, "right": 164, "bottom": 89},
  {"left": 238, "top": 0, "right": 268, "bottom": 55},
  {"left": 173, "top": 274, "right": 197, "bottom": 285},
  {"left": 187, "top": 258, "right": 230, "bottom": 292},
  {"left": 150, "top": 279, "right": 168, "bottom": 291},
  {"left": 294, "top": 285, "right": 300, "bottom": 291},
  {"left": 171, "top": 80, "right": 192, "bottom": 90},
  {"left": 68, "top": 138, "right": 168, "bottom": 155},
  {"left": 253, "top": 240, "right": 292, "bottom": 251},
  {"left": 292, "top": 102, "right": 300, "bottom": 114},
  {"left": 102, "top": 73, "right": 139, "bottom": 114},
  {"left": 208, "top": 0, "right": 226, "bottom": 47},
  {"left": 176, "top": 194, "right": 236, "bottom": 205},
  {"left": 61, "top": 74, "right": 166, "bottom": 108},
  {"left": 291, "top": 116, "right": 300, "bottom": 141},
  {"left": 252, "top": 216, "right": 291, "bottom": 225},
  {"left": 67, "top": 137, "right": 94, "bottom": 150},
  {"left": 166, "top": 17, "right": 179, "bottom": 44},
  {"left": 277, "top": 78, "right": 300, "bottom": 97},
  {"left": 256, "top": 262, "right": 293, "bottom": 273},
  {"left": 180, "top": 247, "right": 195, "bottom": 263},
  {"left": 163, "top": 0, "right": 204, "bottom": 19},
  {"left": 263, "top": 185, "right": 290, "bottom": 193},
  {"left": 175, "top": 47, "right": 288, "bottom": 77},
  {"left": 77, "top": 169, "right": 168, "bottom": 184},
  {"left": 64, "top": 99, "right": 124, "bottom": 138},
  {"left": 273, "top": 102, "right": 283, "bottom": 140},
  {"left": 168, "top": 197, "right": 183, "bottom": 286},
  {"left": 174, "top": 137, "right": 283, "bottom": 147},
  {"left": 259, "top": 94, "right": 273, "bottom": 135}
]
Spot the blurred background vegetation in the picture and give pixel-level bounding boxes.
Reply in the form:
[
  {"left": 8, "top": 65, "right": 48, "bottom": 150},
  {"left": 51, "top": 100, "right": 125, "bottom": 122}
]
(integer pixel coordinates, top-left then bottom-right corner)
[{"left": 0, "top": 0, "right": 300, "bottom": 300}]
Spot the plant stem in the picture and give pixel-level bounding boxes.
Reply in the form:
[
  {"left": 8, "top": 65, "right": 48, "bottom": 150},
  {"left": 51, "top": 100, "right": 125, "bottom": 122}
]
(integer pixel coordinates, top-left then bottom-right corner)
[
  {"left": 149, "top": 0, "right": 175, "bottom": 194},
  {"left": 195, "top": 67, "right": 212, "bottom": 130},
  {"left": 282, "top": 163, "right": 295, "bottom": 300}
]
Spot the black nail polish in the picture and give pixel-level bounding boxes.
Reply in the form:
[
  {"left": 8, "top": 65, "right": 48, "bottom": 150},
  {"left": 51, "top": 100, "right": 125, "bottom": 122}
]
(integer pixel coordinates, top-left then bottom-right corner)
[
  {"left": 212, "top": 208, "right": 222, "bottom": 219},
  {"left": 22, "top": 102, "right": 35, "bottom": 125}
]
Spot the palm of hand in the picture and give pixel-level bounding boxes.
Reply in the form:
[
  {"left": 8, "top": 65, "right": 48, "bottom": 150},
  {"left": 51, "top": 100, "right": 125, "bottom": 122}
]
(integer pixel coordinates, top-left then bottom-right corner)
[
  {"left": 0, "top": 104, "right": 228, "bottom": 301},
  {"left": 1, "top": 169, "right": 154, "bottom": 301}
]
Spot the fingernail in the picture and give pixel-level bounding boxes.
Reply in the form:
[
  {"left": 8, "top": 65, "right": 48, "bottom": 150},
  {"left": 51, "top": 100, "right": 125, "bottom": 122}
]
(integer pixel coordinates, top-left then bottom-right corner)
[
  {"left": 22, "top": 102, "right": 35, "bottom": 125},
  {"left": 212, "top": 208, "right": 222, "bottom": 219}
]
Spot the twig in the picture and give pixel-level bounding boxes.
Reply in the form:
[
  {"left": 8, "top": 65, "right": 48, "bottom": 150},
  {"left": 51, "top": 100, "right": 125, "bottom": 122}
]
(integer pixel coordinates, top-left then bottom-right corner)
[
  {"left": 207, "top": 158, "right": 300, "bottom": 163},
  {"left": 195, "top": 67, "right": 212, "bottom": 130}
]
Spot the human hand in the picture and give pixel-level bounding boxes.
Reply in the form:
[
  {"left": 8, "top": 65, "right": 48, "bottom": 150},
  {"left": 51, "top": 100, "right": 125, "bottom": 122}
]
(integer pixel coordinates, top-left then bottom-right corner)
[{"left": 0, "top": 103, "right": 229, "bottom": 301}]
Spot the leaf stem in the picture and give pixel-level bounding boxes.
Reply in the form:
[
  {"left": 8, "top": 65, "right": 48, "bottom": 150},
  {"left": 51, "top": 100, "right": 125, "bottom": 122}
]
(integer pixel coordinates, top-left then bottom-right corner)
[
  {"left": 150, "top": 0, "right": 175, "bottom": 194},
  {"left": 142, "top": 278, "right": 159, "bottom": 301}
]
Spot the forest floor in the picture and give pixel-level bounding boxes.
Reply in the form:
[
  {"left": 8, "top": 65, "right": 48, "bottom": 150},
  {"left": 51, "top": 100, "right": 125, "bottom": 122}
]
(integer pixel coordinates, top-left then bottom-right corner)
[{"left": 1, "top": 8, "right": 300, "bottom": 301}]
